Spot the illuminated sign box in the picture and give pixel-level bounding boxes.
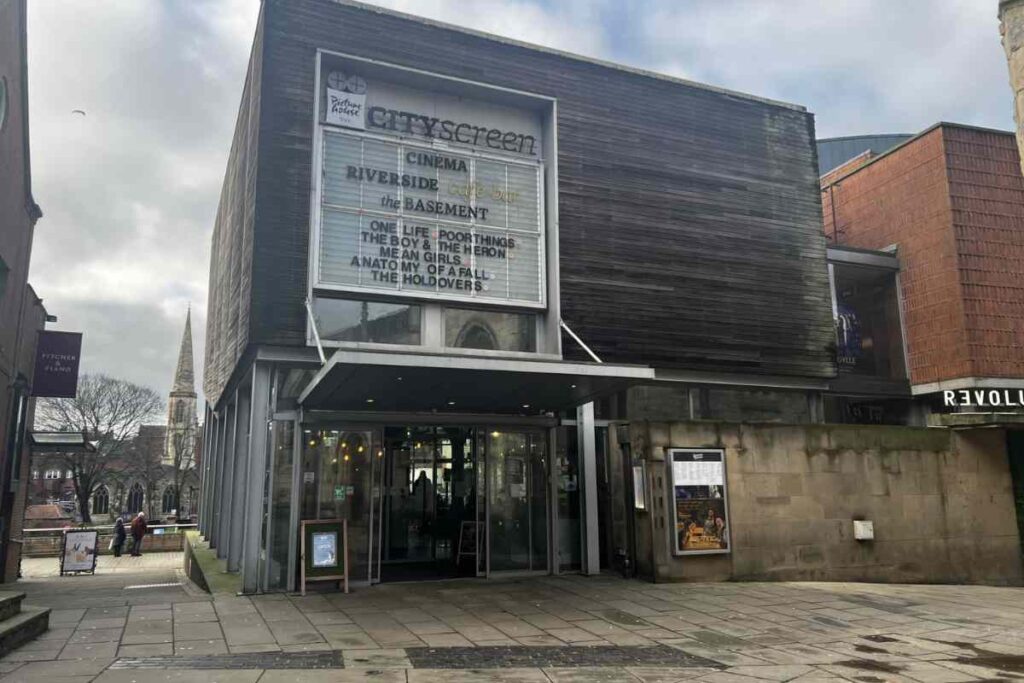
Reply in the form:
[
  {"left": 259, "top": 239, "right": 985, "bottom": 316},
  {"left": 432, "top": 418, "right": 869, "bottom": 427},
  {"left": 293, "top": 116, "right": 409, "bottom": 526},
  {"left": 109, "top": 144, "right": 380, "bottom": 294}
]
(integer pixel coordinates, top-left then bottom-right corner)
[{"left": 312, "top": 58, "right": 547, "bottom": 309}]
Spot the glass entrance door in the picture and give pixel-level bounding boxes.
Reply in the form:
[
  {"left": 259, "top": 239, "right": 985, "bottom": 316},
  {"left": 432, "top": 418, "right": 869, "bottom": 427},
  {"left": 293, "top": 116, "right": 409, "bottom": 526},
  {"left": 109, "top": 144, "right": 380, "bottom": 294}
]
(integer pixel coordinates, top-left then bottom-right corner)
[
  {"left": 487, "top": 430, "right": 549, "bottom": 573},
  {"left": 380, "top": 426, "right": 477, "bottom": 581}
]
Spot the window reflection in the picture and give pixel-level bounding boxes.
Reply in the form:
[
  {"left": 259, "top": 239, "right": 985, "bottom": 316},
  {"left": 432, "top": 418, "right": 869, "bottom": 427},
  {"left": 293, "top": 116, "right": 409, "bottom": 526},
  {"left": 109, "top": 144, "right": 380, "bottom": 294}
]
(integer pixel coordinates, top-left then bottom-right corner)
[
  {"left": 444, "top": 308, "right": 536, "bottom": 352},
  {"left": 314, "top": 297, "right": 421, "bottom": 345}
]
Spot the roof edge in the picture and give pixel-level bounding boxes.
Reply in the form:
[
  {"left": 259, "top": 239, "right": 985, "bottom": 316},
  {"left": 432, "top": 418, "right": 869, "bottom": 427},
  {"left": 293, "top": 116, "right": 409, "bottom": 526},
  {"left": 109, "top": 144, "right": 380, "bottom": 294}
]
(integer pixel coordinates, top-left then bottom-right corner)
[
  {"left": 820, "top": 122, "right": 1015, "bottom": 188},
  {"left": 320, "top": 0, "right": 808, "bottom": 113}
]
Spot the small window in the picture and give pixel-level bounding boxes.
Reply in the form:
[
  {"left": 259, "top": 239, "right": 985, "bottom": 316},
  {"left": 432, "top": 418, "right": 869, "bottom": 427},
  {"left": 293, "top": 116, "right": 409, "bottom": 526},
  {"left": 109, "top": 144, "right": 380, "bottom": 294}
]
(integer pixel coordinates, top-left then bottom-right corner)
[
  {"left": 0, "top": 256, "right": 9, "bottom": 304},
  {"left": 0, "top": 77, "right": 8, "bottom": 132},
  {"left": 65, "top": 470, "right": 73, "bottom": 479},
  {"left": 31, "top": 470, "right": 39, "bottom": 480},
  {"left": 162, "top": 486, "right": 178, "bottom": 514},
  {"left": 127, "top": 483, "right": 144, "bottom": 514},
  {"left": 44, "top": 470, "right": 61, "bottom": 480},
  {"left": 92, "top": 486, "right": 110, "bottom": 515}
]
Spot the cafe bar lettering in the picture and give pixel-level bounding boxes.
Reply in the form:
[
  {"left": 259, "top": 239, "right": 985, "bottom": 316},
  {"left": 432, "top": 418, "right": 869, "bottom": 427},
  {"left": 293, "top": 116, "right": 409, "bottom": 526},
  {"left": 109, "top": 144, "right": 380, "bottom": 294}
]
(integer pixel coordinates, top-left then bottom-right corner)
[{"left": 316, "top": 69, "right": 545, "bottom": 306}]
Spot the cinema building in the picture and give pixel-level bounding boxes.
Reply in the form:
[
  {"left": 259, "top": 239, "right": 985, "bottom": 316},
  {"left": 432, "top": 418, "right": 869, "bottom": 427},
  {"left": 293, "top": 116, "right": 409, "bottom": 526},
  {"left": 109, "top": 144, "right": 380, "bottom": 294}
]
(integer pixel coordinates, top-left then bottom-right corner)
[{"left": 198, "top": 0, "right": 1023, "bottom": 594}]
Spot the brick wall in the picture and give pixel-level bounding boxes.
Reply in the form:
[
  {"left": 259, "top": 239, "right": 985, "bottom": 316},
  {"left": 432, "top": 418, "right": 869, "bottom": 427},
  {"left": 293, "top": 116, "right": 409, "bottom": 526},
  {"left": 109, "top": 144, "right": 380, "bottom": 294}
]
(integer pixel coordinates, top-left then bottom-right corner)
[
  {"left": 821, "top": 125, "right": 997, "bottom": 387},
  {"left": 944, "top": 126, "right": 1024, "bottom": 380}
]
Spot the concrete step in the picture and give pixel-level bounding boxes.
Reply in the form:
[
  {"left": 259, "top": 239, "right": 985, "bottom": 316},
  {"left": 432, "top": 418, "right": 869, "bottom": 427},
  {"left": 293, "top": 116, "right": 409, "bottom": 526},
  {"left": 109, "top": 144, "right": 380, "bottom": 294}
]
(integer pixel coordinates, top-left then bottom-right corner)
[
  {"left": 0, "top": 605, "right": 49, "bottom": 658},
  {"left": 0, "top": 592, "right": 25, "bottom": 622}
]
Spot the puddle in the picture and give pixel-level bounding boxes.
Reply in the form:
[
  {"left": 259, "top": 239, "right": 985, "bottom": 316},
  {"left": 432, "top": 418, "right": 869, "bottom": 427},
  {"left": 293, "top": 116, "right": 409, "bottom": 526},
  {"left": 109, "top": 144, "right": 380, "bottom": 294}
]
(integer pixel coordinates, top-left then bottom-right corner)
[
  {"left": 951, "top": 657, "right": 1024, "bottom": 678},
  {"left": 854, "top": 644, "right": 890, "bottom": 654},
  {"left": 597, "top": 609, "right": 648, "bottom": 627},
  {"left": 919, "top": 638, "right": 1024, "bottom": 679},
  {"left": 836, "top": 659, "right": 905, "bottom": 674}
]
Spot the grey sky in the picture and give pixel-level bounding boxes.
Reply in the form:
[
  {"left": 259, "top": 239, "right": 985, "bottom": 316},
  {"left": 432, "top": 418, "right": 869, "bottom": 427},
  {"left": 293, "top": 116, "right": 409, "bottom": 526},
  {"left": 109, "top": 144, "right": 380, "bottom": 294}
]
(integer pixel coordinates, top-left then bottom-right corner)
[{"left": 26, "top": 0, "right": 1014, "bottom": 414}]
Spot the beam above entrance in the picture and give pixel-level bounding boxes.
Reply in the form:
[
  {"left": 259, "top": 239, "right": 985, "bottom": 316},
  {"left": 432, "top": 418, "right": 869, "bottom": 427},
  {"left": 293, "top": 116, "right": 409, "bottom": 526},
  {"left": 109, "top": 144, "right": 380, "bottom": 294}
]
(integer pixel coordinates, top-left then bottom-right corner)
[{"left": 298, "top": 350, "right": 655, "bottom": 414}]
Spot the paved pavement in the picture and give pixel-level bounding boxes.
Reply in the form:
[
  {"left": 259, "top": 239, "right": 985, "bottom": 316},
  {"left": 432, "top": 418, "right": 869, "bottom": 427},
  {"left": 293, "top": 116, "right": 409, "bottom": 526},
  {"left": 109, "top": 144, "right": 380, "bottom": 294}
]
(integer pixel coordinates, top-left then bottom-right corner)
[
  {"left": 3, "top": 552, "right": 1024, "bottom": 681},
  {"left": 20, "top": 552, "right": 186, "bottom": 578}
]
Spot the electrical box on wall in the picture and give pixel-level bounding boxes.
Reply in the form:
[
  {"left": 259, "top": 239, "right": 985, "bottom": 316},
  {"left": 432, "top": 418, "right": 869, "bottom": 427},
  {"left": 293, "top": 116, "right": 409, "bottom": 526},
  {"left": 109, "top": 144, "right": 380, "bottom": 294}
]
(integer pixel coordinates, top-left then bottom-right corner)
[{"left": 853, "top": 520, "right": 874, "bottom": 541}]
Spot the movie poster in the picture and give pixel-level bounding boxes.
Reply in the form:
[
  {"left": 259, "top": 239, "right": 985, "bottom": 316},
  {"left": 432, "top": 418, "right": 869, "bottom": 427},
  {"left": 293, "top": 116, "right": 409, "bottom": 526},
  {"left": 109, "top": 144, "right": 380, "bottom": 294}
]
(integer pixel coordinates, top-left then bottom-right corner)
[
  {"left": 668, "top": 449, "right": 730, "bottom": 555},
  {"left": 312, "top": 531, "right": 338, "bottom": 568},
  {"left": 61, "top": 530, "right": 98, "bottom": 574}
]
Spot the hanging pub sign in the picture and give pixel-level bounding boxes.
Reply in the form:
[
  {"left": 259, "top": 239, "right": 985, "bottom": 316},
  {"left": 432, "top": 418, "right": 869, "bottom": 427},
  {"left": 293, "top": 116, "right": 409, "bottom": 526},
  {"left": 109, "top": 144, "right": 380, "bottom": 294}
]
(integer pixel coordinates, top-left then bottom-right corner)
[
  {"left": 667, "top": 448, "right": 730, "bottom": 556},
  {"left": 32, "top": 331, "right": 83, "bottom": 398},
  {"left": 60, "top": 529, "right": 98, "bottom": 575},
  {"left": 314, "top": 61, "right": 547, "bottom": 308}
]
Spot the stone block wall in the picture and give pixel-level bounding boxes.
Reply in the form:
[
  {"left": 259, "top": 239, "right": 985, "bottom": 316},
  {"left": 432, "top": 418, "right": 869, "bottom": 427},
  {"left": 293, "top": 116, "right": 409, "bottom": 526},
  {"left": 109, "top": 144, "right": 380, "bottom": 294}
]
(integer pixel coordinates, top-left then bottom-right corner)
[{"left": 632, "top": 421, "right": 1023, "bottom": 585}]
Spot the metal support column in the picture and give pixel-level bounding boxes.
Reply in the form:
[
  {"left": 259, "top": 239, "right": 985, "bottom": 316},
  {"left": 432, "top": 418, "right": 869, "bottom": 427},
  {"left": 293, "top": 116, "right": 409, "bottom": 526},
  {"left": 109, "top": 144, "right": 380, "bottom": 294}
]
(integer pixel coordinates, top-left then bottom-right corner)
[
  {"left": 217, "top": 400, "right": 236, "bottom": 558},
  {"left": 199, "top": 406, "right": 214, "bottom": 537},
  {"left": 209, "top": 408, "right": 225, "bottom": 548},
  {"left": 242, "top": 362, "right": 272, "bottom": 594},
  {"left": 577, "top": 402, "right": 600, "bottom": 575},
  {"left": 228, "top": 389, "right": 251, "bottom": 572}
]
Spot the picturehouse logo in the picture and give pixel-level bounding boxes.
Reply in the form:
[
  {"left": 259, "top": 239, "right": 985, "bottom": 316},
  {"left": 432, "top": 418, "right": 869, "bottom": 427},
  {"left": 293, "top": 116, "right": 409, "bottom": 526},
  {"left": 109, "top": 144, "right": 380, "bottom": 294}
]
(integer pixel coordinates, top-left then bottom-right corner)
[{"left": 325, "top": 70, "right": 367, "bottom": 130}]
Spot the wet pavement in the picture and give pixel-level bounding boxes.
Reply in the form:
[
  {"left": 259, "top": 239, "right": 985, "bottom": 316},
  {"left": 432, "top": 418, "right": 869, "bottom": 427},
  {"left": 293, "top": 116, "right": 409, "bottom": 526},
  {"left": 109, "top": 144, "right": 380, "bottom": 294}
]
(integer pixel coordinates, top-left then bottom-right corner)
[{"left": 3, "top": 552, "right": 1024, "bottom": 681}]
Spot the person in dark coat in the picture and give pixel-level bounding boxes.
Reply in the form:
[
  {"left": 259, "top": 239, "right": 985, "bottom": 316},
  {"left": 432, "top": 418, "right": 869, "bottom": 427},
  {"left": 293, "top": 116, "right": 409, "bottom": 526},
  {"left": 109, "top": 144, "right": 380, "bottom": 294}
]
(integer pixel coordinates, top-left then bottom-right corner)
[
  {"left": 129, "top": 512, "right": 147, "bottom": 556},
  {"left": 112, "top": 517, "right": 127, "bottom": 557}
]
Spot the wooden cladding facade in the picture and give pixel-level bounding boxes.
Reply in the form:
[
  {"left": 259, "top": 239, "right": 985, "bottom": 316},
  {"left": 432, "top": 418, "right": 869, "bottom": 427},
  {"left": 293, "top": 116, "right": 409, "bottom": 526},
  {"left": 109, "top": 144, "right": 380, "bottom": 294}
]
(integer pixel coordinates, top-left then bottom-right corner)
[{"left": 204, "top": 0, "right": 836, "bottom": 405}]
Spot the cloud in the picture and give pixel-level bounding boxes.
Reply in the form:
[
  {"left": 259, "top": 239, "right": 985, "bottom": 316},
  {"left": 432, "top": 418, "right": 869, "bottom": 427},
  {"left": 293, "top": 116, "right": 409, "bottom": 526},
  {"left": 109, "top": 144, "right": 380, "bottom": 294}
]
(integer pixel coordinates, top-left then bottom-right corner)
[
  {"left": 28, "top": 0, "right": 259, "bottom": 408},
  {"left": 637, "top": 0, "right": 1013, "bottom": 137},
  {"left": 25, "top": 0, "right": 1015, "bottom": 418}
]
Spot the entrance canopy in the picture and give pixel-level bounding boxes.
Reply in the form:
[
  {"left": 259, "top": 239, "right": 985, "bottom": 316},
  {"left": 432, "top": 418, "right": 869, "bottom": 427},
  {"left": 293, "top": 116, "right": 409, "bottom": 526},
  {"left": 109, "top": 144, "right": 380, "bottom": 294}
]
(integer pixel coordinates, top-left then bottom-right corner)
[{"left": 299, "top": 350, "right": 655, "bottom": 414}]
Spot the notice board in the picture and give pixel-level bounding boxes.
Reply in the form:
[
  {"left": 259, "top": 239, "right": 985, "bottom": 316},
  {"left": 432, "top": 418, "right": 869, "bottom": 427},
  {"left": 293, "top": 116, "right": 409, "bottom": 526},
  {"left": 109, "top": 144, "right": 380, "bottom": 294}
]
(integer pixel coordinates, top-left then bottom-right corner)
[{"left": 667, "top": 448, "right": 730, "bottom": 556}]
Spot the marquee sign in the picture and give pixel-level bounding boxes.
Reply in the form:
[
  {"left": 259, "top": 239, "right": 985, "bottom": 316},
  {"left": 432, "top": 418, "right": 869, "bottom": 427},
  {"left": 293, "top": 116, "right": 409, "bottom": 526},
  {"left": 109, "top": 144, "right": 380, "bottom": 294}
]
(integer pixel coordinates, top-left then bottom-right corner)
[{"left": 314, "top": 65, "right": 546, "bottom": 308}]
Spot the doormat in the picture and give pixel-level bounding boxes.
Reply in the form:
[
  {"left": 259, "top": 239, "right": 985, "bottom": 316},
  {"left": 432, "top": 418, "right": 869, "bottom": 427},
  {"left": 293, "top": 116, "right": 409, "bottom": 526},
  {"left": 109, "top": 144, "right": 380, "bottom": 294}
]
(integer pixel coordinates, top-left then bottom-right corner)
[
  {"left": 110, "top": 644, "right": 721, "bottom": 670},
  {"left": 405, "top": 644, "right": 720, "bottom": 669}
]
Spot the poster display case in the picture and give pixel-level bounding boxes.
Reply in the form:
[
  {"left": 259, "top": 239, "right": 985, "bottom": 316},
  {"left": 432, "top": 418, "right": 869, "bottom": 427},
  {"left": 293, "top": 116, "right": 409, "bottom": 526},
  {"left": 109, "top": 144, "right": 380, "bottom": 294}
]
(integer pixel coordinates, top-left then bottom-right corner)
[
  {"left": 300, "top": 519, "right": 349, "bottom": 595},
  {"left": 666, "top": 448, "right": 730, "bottom": 556}
]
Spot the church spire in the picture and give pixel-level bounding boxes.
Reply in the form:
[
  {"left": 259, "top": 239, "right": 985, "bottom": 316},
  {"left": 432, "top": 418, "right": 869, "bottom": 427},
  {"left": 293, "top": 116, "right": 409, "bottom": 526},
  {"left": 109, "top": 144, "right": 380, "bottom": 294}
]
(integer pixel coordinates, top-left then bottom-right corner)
[{"left": 171, "top": 307, "right": 195, "bottom": 397}]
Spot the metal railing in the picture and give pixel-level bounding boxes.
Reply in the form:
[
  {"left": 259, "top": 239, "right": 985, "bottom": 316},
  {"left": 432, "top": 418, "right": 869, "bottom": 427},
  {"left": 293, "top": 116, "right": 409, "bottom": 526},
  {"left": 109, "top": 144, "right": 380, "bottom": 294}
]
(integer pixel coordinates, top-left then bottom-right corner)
[{"left": 21, "top": 523, "right": 197, "bottom": 535}]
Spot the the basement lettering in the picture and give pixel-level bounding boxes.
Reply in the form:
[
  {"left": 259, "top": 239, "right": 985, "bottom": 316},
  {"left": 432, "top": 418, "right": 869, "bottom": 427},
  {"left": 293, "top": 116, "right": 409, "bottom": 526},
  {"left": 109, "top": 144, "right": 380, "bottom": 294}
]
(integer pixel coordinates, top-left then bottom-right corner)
[
  {"left": 353, "top": 219, "right": 516, "bottom": 291},
  {"left": 345, "top": 151, "right": 491, "bottom": 221},
  {"left": 367, "top": 106, "right": 537, "bottom": 156}
]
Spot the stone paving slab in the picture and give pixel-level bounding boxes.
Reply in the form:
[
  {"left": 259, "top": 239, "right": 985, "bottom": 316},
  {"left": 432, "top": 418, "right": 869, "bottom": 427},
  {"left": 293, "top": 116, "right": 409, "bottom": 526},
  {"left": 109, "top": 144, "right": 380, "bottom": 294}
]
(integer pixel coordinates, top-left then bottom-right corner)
[{"left": 6, "top": 556, "right": 1024, "bottom": 681}]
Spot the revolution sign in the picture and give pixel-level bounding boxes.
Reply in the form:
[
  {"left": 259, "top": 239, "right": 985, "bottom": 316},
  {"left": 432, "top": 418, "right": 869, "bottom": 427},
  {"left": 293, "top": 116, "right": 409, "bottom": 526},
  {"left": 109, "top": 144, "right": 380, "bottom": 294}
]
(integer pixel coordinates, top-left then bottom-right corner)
[{"left": 316, "top": 130, "right": 544, "bottom": 306}]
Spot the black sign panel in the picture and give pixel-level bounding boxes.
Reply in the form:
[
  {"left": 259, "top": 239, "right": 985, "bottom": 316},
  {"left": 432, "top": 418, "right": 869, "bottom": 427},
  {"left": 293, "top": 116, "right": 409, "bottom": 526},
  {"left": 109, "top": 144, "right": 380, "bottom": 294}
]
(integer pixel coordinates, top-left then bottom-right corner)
[{"left": 32, "top": 331, "right": 83, "bottom": 398}]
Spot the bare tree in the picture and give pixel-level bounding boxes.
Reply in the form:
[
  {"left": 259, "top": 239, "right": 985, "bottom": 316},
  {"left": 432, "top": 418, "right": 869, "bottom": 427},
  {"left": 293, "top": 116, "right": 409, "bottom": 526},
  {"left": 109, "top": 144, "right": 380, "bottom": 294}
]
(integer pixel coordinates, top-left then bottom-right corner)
[{"left": 34, "top": 374, "right": 163, "bottom": 523}]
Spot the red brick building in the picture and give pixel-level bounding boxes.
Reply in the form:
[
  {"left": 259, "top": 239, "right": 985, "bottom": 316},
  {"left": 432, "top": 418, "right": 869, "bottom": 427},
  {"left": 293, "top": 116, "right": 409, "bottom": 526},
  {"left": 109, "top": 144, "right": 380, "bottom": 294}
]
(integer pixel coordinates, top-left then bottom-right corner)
[{"left": 821, "top": 123, "right": 1024, "bottom": 400}]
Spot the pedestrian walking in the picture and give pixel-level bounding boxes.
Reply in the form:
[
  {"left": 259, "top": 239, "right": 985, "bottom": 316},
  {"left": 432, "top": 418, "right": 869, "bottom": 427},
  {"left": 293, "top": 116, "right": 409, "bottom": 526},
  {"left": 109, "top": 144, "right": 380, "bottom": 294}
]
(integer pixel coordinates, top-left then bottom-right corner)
[
  {"left": 129, "top": 512, "right": 147, "bottom": 557},
  {"left": 112, "top": 517, "right": 126, "bottom": 557}
]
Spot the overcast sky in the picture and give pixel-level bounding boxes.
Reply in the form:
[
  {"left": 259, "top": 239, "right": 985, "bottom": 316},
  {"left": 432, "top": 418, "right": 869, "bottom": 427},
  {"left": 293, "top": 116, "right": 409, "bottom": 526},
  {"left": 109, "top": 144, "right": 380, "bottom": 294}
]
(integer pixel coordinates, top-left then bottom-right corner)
[{"left": 27, "top": 0, "right": 1014, "bottom": 415}]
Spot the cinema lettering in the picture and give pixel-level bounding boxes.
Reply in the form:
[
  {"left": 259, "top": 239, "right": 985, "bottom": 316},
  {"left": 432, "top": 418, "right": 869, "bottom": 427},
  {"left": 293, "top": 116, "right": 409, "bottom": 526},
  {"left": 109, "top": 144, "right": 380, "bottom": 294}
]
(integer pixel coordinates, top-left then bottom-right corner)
[
  {"left": 366, "top": 106, "right": 537, "bottom": 156},
  {"left": 315, "top": 70, "right": 545, "bottom": 307}
]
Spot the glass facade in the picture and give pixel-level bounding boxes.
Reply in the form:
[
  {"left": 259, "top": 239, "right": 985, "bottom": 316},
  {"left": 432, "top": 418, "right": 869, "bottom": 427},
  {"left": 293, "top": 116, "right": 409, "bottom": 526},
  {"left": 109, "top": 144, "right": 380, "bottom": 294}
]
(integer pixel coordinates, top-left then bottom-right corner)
[
  {"left": 266, "top": 421, "right": 295, "bottom": 590},
  {"left": 444, "top": 308, "right": 537, "bottom": 352},
  {"left": 268, "top": 423, "right": 566, "bottom": 588},
  {"left": 313, "top": 297, "right": 421, "bottom": 345}
]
